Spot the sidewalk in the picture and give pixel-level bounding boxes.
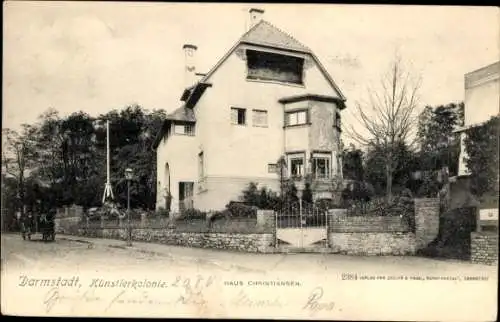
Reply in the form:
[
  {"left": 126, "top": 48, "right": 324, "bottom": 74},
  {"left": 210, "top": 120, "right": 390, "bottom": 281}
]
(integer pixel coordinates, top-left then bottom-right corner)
[
  {"left": 56, "top": 234, "right": 494, "bottom": 275},
  {"left": 57, "top": 234, "right": 278, "bottom": 273}
]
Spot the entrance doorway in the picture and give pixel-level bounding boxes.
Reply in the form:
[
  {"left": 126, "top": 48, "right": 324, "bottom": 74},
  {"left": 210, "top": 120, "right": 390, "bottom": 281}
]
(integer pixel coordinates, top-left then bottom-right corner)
[{"left": 179, "top": 182, "right": 194, "bottom": 212}]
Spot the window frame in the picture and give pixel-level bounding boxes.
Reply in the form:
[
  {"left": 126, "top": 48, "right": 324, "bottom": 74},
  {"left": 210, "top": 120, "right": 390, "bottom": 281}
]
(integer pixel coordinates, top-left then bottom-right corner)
[
  {"left": 245, "top": 49, "right": 305, "bottom": 85},
  {"left": 286, "top": 152, "right": 306, "bottom": 179},
  {"left": 173, "top": 123, "right": 195, "bottom": 136},
  {"left": 252, "top": 109, "right": 268, "bottom": 127},
  {"left": 267, "top": 163, "right": 277, "bottom": 173},
  {"left": 311, "top": 152, "right": 332, "bottom": 179},
  {"left": 231, "top": 107, "right": 247, "bottom": 126},
  {"left": 334, "top": 111, "right": 342, "bottom": 132},
  {"left": 285, "top": 109, "right": 309, "bottom": 127}
]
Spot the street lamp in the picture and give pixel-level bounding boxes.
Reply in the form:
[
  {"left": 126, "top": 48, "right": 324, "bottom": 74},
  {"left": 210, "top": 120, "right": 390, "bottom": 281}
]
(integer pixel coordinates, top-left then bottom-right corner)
[{"left": 125, "top": 168, "right": 133, "bottom": 247}]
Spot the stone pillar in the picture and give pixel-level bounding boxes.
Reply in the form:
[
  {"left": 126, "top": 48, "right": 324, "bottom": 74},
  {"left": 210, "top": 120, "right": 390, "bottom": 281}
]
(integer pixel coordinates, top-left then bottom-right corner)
[
  {"left": 256, "top": 210, "right": 276, "bottom": 248},
  {"left": 471, "top": 232, "right": 498, "bottom": 265},
  {"left": 327, "top": 208, "right": 347, "bottom": 230},
  {"left": 140, "top": 213, "right": 147, "bottom": 228},
  {"left": 414, "top": 198, "right": 440, "bottom": 249},
  {"left": 327, "top": 208, "right": 347, "bottom": 248},
  {"left": 256, "top": 210, "right": 276, "bottom": 230},
  {"left": 54, "top": 218, "right": 61, "bottom": 234}
]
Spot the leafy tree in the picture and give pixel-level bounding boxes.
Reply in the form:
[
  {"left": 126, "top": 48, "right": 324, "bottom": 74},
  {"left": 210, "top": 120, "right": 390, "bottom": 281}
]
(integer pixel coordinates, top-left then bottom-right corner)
[
  {"left": 417, "top": 102, "right": 464, "bottom": 175},
  {"left": 464, "top": 115, "right": 499, "bottom": 198},
  {"left": 364, "top": 141, "right": 417, "bottom": 196},
  {"left": 2, "top": 125, "right": 38, "bottom": 215},
  {"left": 238, "top": 182, "right": 280, "bottom": 210},
  {"left": 342, "top": 144, "right": 364, "bottom": 181},
  {"left": 276, "top": 155, "right": 287, "bottom": 203},
  {"left": 8, "top": 104, "right": 167, "bottom": 212},
  {"left": 1, "top": 175, "right": 21, "bottom": 231}
]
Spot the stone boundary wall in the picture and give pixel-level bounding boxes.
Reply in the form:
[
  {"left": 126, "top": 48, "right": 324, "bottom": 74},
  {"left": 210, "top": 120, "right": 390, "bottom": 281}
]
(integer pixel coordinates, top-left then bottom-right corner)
[
  {"left": 328, "top": 214, "right": 410, "bottom": 233},
  {"left": 471, "top": 232, "right": 498, "bottom": 265},
  {"left": 55, "top": 200, "right": 440, "bottom": 256},
  {"left": 328, "top": 232, "right": 416, "bottom": 256},
  {"left": 80, "top": 227, "right": 275, "bottom": 253},
  {"left": 56, "top": 210, "right": 276, "bottom": 253},
  {"left": 326, "top": 198, "right": 439, "bottom": 256}
]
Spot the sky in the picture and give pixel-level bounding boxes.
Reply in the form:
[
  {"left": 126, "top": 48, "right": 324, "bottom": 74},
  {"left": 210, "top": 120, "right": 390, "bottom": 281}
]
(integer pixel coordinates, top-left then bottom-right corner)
[{"left": 3, "top": 2, "right": 499, "bottom": 145}]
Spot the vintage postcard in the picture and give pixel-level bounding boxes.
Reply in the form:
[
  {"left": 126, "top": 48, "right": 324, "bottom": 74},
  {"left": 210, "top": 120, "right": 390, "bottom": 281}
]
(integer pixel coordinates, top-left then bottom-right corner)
[{"left": 2, "top": 2, "right": 498, "bottom": 320}]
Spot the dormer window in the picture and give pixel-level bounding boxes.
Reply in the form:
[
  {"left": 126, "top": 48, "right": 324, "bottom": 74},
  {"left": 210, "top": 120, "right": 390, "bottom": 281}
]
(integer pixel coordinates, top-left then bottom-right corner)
[
  {"left": 246, "top": 50, "right": 304, "bottom": 85},
  {"left": 174, "top": 123, "right": 195, "bottom": 136}
]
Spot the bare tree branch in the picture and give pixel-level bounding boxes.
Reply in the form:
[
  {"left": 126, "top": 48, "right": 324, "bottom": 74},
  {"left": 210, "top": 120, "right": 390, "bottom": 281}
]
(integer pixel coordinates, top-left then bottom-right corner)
[{"left": 349, "top": 54, "right": 421, "bottom": 202}]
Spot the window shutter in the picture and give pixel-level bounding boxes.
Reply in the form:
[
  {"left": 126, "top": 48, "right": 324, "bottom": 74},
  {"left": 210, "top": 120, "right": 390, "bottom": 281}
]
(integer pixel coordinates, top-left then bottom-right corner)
[{"left": 231, "top": 108, "right": 238, "bottom": 124}]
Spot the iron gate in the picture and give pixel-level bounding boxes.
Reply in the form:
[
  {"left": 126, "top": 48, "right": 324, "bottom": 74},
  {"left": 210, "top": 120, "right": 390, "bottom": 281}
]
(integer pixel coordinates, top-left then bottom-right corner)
[{"left": 276, "top": 201, "right": 328, "bottom": 249}]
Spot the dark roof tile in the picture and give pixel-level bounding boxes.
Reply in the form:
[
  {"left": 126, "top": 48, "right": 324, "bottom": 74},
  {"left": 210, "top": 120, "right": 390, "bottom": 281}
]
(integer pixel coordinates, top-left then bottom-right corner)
[
  {"left": 165, "top": 106, "right": 196, "bottom": 122},
  {"left": 240, "top": 21, "right": 311, "bottom": 53}
]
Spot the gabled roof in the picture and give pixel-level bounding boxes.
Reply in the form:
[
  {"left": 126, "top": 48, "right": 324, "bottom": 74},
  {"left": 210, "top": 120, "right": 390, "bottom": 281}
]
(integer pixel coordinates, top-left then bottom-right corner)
[
  {"left": 240, "top": 20, "right": 311, "bottom": 54},
  {"left": 152, "top": 106, "right": 196, "bottom": 149},
  {"left": 200, "top": 20, "right": 346, "bottom": 101},
  {"left": 165, "top": 106, "right": 196, "bottom": 123}
]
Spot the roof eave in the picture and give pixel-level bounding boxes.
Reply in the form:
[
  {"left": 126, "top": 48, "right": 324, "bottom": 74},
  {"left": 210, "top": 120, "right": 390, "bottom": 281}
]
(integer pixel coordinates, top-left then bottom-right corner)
[
  {"left": 185, "top": 82, "right": 212, "bottom": 109},
  {"left": 239, "top": 40, "right": 312, "bottom": 55},
  {"left": 152, "top": 120, "right": 170, "bottom": 150},
  {"left": 278, "top": 94, "right": 346, "bottom": 109}
]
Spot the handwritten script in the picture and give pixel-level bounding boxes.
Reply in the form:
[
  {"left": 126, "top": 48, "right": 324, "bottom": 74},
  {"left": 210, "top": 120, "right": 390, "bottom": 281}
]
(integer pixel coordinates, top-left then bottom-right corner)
[
  {"left": 302, "top": 287, "right": 337, "bottom": 316},
  {"left": 42, "top": 275, "right": 215, "bottom": 315}
]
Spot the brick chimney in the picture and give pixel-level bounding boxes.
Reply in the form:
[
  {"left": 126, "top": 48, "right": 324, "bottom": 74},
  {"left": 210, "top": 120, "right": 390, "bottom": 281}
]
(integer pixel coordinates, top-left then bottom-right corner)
[
  {"left": 249, "top": 8, "right": 264, "bottom": 29},
  {"left": 183, "top": 43, "right": 197, "bottom": 88}
]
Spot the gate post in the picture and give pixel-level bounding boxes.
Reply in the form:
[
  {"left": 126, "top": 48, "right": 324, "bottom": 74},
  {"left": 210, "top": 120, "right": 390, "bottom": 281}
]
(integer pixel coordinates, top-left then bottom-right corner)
[
  {"left": 325, "top": 210, "right": 329, "bottom": 248},
  {"left": 275, "top": 211, "right": 278, "bottom": 248},
  {"left": 299, "top": 199, "right": 303, "bottom": 248}
]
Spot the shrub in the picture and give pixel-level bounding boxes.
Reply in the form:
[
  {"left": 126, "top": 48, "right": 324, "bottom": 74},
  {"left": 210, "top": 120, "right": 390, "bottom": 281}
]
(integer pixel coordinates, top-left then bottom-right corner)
[
  {"left": 177, "top": 208, "right": 207, "bottom": 221},
  {"left": 226, "top": 201, "right": 257, "bottom": 218},
  {"left": 208, "top": 209, "right": 232, "bottom": 222},
  {"left": 464, "top": 115, "right": 499, "bottom": 197},
  {"left": 239, "top": 182, "right": 281, "bottom": 210},
  {"left": 315, "top": 198, "right": 342, "bottom": 212},
  {"left": 153, "top": 207, "right": 170, "bottom": 217}
]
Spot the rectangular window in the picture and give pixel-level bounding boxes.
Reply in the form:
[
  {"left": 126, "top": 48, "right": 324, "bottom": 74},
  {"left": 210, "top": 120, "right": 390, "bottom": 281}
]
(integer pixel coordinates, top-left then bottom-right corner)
[
  {"left": 334, "top": 112, "right": 341, "bottom": 132},
  {"left": 285, "top": 110, "right": 308, "bottom": 126},
  {"left": 268, "top": 163, "right": 277, "bottom": 173},
  {"left": 185, "top": 124, "right": 195, "bottom": 135},
  {"left": 231, "top": 107, "right": 246, "bottom": 125},
  {"left": 179, "top": 182, "right": 194, "bottom": 211},
  {"left": 287, "top": 153, "right": 305, "bottom": 178},
  {"left": 246, "top": 50, "right": 304, "bottom": 84},
  {"left": 174, "top": 123, "right": 195, "bottom": 136},
  {"left": 198, "top": 152, "right": 204, "bottom": 179},
  {"left": 311, "top": 152, "right": 331, "bottom": 179},
  {"left": 252, "top": 109, "right": 268, "bottom": 127}
]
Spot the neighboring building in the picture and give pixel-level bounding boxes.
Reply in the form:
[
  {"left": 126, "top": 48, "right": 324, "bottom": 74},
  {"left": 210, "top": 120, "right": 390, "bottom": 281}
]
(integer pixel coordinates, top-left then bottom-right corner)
[
  {"left": 455, "top": 61, "right": 499, "bottom": 177},
  {"left": 153, "top": 9, "right": 347, "bottom": 212}
]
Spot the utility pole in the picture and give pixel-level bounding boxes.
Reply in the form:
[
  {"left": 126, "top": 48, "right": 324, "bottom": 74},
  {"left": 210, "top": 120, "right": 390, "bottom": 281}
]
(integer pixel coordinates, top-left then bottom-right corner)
[{"left": 102, "top": 120, "right": 114, "bottom": 204}]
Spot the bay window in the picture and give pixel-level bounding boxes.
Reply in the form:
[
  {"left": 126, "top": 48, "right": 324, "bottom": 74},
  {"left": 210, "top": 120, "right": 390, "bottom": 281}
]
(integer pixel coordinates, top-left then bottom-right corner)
[
  {"left": 311, "top": 152, "right": 331, "bottom": 179},
  {"left": 285, "top": 110, "right": 308, "bottom": 127},
  {"left": 287, "top": 152, "right": 305, "bottom": 178}
]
